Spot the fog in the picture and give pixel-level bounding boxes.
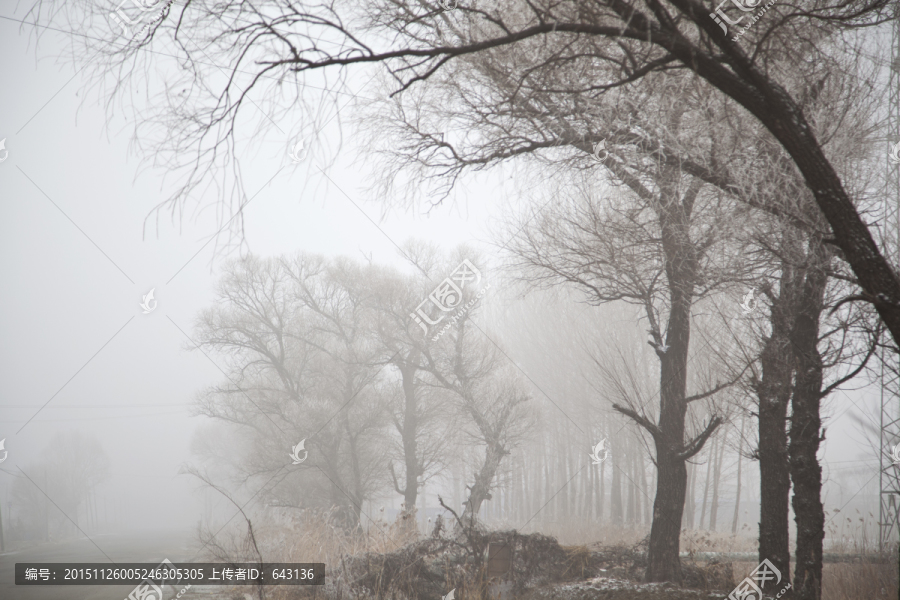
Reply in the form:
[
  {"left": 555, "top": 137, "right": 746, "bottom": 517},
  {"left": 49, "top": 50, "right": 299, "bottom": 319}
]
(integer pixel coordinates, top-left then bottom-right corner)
[
  {"left": 0, "top": 21, "right": 507, "bottom": 533},
  {"left": 0, "top": 3, "right": 896, "bottom": 600}
]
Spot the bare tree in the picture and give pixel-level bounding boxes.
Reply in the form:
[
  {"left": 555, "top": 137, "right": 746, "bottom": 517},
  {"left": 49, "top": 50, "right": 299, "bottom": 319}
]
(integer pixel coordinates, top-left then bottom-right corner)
[
  {"left": 30, "top": 0, "right": 900, "bottom": 350},
  {"left": 422, "top": 308, "right": 534, "bottom": 527},
  {"left": 192, "top": 254, "right": 393, "bottom": 527},
  {"left": 368, "top": 250, "right": 459, "bottom": 527},
  {"left": 506, "top": 146, "right": 752, "bottom": 580}
]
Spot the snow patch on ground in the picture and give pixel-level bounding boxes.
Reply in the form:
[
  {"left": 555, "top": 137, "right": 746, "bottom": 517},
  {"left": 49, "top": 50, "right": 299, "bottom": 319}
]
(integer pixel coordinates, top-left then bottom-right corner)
[{"left": 526, "top": 576, "right": 725, "bottom": 600}]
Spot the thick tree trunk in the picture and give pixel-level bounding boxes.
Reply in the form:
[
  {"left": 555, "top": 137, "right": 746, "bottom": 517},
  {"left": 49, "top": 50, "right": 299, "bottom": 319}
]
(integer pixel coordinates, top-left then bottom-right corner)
[
  {"left": 643, "top": 173, "right": 719, "bottom": 583},
  {"left": 461, "top": 441, "right": 508, "bottom": 526},
  {"left": 647, "top": 448, "right": 688, "bottom": 581},
  {"left": 756, "top": 251, "right": 798, "bottom": 585},
  {"left": 789, "top": 241, "right": 828, "bottom": 600}
]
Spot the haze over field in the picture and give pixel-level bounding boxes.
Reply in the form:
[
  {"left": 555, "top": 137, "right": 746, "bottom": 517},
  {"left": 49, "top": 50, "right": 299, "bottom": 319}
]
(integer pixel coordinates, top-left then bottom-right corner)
[{"left": 0, "top": 2, "right": 898, "bottom": 599}]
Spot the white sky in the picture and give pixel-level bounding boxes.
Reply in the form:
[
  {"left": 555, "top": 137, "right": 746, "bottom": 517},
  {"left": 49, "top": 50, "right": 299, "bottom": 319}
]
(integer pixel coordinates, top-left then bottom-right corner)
[{"left": 0, "top": 12, "right": 508, "bottom": 530}]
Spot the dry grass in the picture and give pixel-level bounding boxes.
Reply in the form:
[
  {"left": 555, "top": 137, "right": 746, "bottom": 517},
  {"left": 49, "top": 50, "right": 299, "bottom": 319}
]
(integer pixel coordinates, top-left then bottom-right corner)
[
  {"left": 252, "top": 506, "right": 419, "bottom": 562},
  {"left": 732, "top": 557, "right": 899, "bottom": 600},
  {"left": 821, "top": 509, "right": 898, "bottom": 599},
  {"left": 198, "top": 509, "right": 897, "bottom": 600},
  {"left": 518, "top": 520, "right": 758, "bottom": 555},
  {"left": 824, "top": 508, "right": 881, "bottom": 554},
  {"left": 822, "top": 559, "right": 898, "bottom": 600},
  {"left": 201, "top": 507, "right": 420, "bottom": 600},
  {"left": 680, "top": 529, "right": 758, "bottom": 554}
]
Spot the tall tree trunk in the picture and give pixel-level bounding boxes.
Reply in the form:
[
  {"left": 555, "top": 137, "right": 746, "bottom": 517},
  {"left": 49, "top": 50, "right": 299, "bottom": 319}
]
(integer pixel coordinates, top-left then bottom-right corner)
[
  {"left": 640, "top": 452, "right": 650, "bottom": 526},
  {"left": 732, "top": 415, "right": 746, "bottom": 535},
  {"left": 611, "top": 455, "right": 623, "bottom": 522},
  {"left": 626, "top": 440, "right": 637, "bottom": 524},
  {"left": 586, "top": 453, "right": 595, "bottom": 521},
  {"left": 647, "top": 445, "right": 688, "bottom": 581},
  {"left": 453, "top": 461, "right": 461, "bottom": 513},
  {"left": 390, "top": 352, "right": 422, "bottom": 533},
  {"left": 632, "top": 174, "right": 720, "bottom": 583},
  {"left": 709, "top": 432, "right": 726, "bottom": 531},
  {"left": 516, "top": 454, "right": 525, "bottom": 523},
  {"left": 461, "top": 441, "right": 508, "bottom": 526},
  {"left": 789, "top": 240, "right": 828, "bottom": 600},
  {"left": 684, "top": 461, "right": 695, "bottom": 530},
  {"left": 699, "top": 437, "right": 714, "bottom": 530},
  {"left": 343, "top": 410, "right": 364, "bottom": 528},
  {"left": 756, "top": 246, "right": 799, "bottom": 585},
  {"left": 544, "top": 444, "right": 552, "bottom": 526},
  {"left": 557, "top": 434, "right": 566, "bottom": 521},
  {"left": 420, "top": 482, "right": 427, "bottom": 533},
  {"left": 598, "top": 452, "right": 606, "bottom": 523}
]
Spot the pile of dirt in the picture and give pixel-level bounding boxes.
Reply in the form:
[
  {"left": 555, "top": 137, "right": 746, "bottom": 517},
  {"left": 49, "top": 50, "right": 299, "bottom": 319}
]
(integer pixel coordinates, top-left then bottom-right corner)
[{"left": 321, "top": 529, "right": 734, "bottom": 600}]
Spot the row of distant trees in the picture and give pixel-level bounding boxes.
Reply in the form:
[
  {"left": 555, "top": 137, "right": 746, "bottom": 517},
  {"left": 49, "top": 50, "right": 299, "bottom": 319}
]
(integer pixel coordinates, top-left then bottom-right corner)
[
  {"left": 7, "top": 432, "right": 109, "bottom": 542},
  {"left": 189, "top": 250, "right": 742, "bottom": 539}
]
